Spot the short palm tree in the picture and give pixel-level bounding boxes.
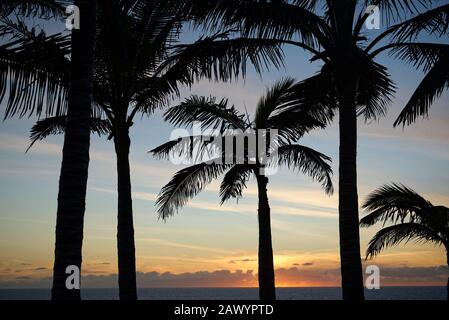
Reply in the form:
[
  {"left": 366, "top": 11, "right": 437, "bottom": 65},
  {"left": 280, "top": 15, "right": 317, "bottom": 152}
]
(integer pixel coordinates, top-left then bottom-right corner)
[
  {"left": 150, "top": 78, "right": 333, "bottom": 300},
  {"left": 182, "top": 0, "right": 449, "bottom": 299},
  {"left": 360, "top": 183, "right": 449, "bottom": 299}
]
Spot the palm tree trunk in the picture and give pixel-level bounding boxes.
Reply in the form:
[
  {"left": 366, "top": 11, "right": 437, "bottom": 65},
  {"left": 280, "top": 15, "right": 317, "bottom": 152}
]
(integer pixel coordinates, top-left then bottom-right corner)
[
  {"left": 114, "top": 122, "right": 138, "bottom": 300},
  {"left": 255, "top": 174, "right": 276, "bottom": 300},
  {"left": 51, "top": 0, "right": 96, "bottom": 300},
  {"left": 338, "top": 86, "right": 365, "bottom": 301}
]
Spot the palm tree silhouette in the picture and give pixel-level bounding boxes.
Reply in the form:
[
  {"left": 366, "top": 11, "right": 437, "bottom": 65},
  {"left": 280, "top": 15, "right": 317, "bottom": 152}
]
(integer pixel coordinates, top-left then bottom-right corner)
[
  {"left": 185, "top": 0, "right": 449, "bottom": 299},
  {"left": 0, "top": 0, "right": 94, "bottom": 300},
  {"left": 150, "top": 78, "right": 333, "bottom": 300},
  {"left": 361, "top": 183, "right": 449, "bottom": 300},
  {"left": 24, "top": 0, "right": 285, "bottom": 299},
  {"left": 51, "top": 0, "right": 97, "bottom": 301}
]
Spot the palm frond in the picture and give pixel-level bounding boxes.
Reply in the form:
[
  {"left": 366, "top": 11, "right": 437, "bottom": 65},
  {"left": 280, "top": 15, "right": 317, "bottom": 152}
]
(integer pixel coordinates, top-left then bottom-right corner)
[
  {"left": 263, "top": 72, "right": 333, "bottom": 142},
  {"left": 217, "top": 0, "right": 329, "bottom": 48},
  {"left": 365, "top": 3, "right": 448, "bottom": 54},
  {"left": 0, "top": 0, "right": 68, "bottom": 19},
  {"left": 365, "top": 222, "right": 443, "bottom": 259},
  {"left": 156, "top": 159, "right": 230, "bottom": 220},
  {"left": 361, "top": 183, "right": 433, "bottom": 227},
  {"left": 383, "top": 43, "right": 449, "bottom": 72},
  {"left": 394, "top": 52, "right": 449, "bottom": 127},
  {"left": 149, "top": 134, "right": 214, "bottom": 162},
  {"left": 286, "top": 64, "right": 336, "bottom": 125},
  {"left": 262, "top": 68, "right": 335, "bottom": 144},
  {"left": 355, "top": 56, "right": 396, "bottom": 121},
  {"left": 127, "top": 0, "right": 184, "bottom": 77},
  {"left": 164, "top": 95, "right": 247, "bottom": 131},
  {"left": 390, "top": 3, "right": 449, "bottom": 41},
  {"left": 186, "top": 0, "right": 327, "bottom": 48},
  {"left": 275, "top": 144, "right": 333, "bottom": 195},
  {"left": 219, "top": 164, "right": 254, "bottom": 204},
  {"left": 130, "top": 75, "right": 181, "bottom": 116},
  {"left": 0, "top": 28, "right": 70, "bottom": 119},
  {"left": 254, "top": 77, "right": 296, "bottom": 128},
  {"left": 27, "top": 115, "right": 112, "bottom": 151},
  {"left": 157, "top": 31, "right": 285, "bottom": 83},
  {"left": 367, "top": 0, "right": 434, "bottom": 24},
  {"left": 266, "top": 108, "right": 326, "bottom": 144},
  {"left": 0, "top": 16, "right": 43, "bottom": 40}
]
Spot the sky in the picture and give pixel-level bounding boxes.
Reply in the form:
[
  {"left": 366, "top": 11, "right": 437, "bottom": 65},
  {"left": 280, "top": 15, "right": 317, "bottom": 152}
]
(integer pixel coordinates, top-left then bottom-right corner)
[{"left": 1, "top": 3, "right": 449, "bottom": 289}]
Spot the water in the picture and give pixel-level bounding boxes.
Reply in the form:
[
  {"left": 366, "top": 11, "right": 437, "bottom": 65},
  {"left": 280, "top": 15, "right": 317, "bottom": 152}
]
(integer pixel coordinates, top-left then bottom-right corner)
[{"left": 0, "top": 287, "right": 446, "bottom": 300}]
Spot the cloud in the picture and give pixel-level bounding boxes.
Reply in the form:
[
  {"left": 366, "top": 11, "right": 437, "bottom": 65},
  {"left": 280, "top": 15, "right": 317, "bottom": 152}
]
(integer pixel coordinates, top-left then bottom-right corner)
[
  {"left": 1, "top": 265, "right": 447, "bottom": 288},
  {"left": 137, "top": 237, "right": 234, "bottom": 255},
  {"left": 91, "top": 185, "right": 337, "bottom": 220},
  {"left": 377, "top": 265, "right": 449, "bottom": 284},
  {"left": 302, "top": 262, "right": 314, "bottom": 266},
  {"left": 229, "top": 258, "right": 257, "bottom": 264}
]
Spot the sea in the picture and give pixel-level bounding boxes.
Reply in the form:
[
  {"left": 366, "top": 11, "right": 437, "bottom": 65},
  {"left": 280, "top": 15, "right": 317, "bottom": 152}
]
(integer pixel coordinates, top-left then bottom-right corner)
[{"left": 0, "top": 287, "right": 446, "bottom": 300}]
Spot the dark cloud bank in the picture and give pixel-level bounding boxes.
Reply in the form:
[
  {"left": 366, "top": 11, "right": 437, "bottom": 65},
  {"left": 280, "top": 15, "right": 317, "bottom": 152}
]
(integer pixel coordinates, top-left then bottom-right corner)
[{"left": 1, "top": 265, "right": 447, "bottom": 288}]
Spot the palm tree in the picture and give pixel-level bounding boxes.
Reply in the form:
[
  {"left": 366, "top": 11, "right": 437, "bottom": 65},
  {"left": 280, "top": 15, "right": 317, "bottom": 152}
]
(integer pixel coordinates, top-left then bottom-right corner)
[
  {"left": 182, "top": 0, "right": 449, "bottom": 300},
  {"left": 360, "top": 183, "right": 449, "bottom": 300},
  {"left": 51, "top": 0, "right": 97, "bottom": 301},
  {"left": 0, "top": 0, "right": 95, "bottom": 301},
  {"left": 26, "top": 0, "right": 285, "bottom": 299},
  {"left": 150, "top": 78, "right": 333, "bottom": 300}
]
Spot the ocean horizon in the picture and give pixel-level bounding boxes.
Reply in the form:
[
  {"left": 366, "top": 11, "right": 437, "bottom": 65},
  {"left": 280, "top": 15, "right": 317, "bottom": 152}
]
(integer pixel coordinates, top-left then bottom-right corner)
[{"left": 0, "top": 287, "right": 446, "bottom": 300}]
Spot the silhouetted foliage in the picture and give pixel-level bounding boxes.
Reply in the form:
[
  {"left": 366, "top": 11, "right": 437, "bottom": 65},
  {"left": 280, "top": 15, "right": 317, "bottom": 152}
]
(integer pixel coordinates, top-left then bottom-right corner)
[
  {"left": 151, "top": 78, "right": 333, "bottom": 300},
  {"left": 361, "top": 183, "right": 449, "bottom": 299},
  {"left": 183, "top": 0, "right": 447, "bottom": 300}
]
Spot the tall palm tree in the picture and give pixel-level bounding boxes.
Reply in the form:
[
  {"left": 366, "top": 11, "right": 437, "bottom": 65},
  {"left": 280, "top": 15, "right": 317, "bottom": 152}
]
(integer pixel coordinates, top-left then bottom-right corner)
[
  {"left": 150, "top": 78, "right": 333, "bottom": 300},
  {"left": 181, "top": 0, "right": 449, "bottom": 300},
  {"left": 0, "top": 0, "right": 95, "bottom": 301},
  {"left": 51, "top": 0, "right": 97, "bottom": 301},
  {"left": 26, "top": 0, "right": 285, "bottom": 299},
  {"left": 360, "top": 183, "right": 449, "bottom": 300}
]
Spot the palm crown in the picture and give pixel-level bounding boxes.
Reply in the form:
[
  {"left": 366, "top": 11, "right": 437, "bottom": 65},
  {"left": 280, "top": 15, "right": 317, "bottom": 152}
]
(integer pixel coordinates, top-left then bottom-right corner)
[
  {"left": 361, "top": 183, "right": 449, "bottom": 259},
  {"left": 151, "top": 77, "right": 333, "bottom": 219},
  {"left": 185, "top": 0, "right": 449, "bottom": 125},
  {"left": 151, "top": 77, "right": 334, "bottom": 300}
]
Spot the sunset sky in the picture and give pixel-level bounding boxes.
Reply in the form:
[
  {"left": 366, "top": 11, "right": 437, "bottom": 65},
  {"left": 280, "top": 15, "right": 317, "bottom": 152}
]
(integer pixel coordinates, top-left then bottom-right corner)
[{"left": 0, "top": 15, "right": 448, "bottom": 288}]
